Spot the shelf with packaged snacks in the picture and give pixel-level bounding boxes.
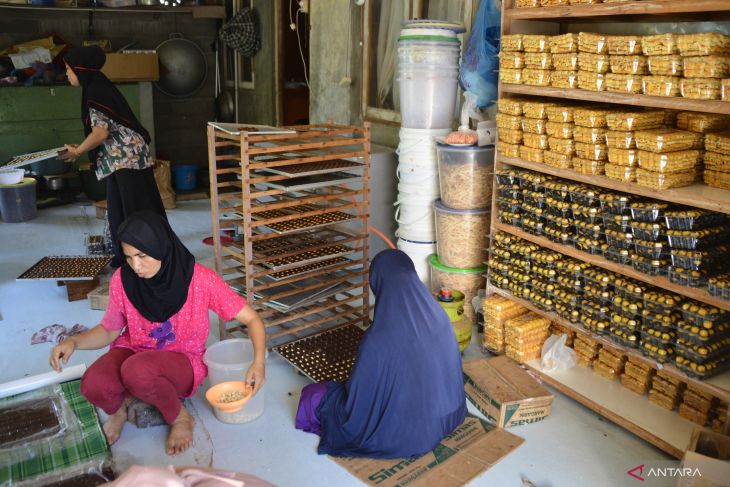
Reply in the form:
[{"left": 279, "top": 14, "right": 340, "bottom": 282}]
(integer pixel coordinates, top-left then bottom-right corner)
[
  {"left": 493, "top": 220, "right": 730, "bottom": 312},
  {"left": 501, "top": 84, "right": 730, "bottom": 116},
  {"left": 505, "top": 0, "right": 730, "bottom": 21},
  {"left": 497, "top": 155, "right": 730, "bottom": 215},
  {"left": 0, "top": 4, "right": 226, "bottom": 18},
  {"left": 486, "top": 285, "right": 730, "bottom": 405}
]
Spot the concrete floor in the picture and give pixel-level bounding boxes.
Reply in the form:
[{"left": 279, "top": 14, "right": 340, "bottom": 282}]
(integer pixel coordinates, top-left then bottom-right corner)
[{"left": 0, "top": 200, "right": 672, "bottom": 486}]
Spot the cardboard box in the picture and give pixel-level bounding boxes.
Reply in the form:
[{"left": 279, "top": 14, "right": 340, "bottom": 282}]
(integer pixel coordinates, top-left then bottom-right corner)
[
  {"left": 463, "top": 356, "right": 554, "bottom": 428},
  {"left": 677, "top": 429, "right": 730, "bottom": 487},
  {"left": 87, "top": 281, "right": 109, "bottom": 310},
  {"left": 101, "top": 53, "right": 159, "bottom": 82},
  {"left": 94, "top": 200, "right": 107, "bottom": 220}
]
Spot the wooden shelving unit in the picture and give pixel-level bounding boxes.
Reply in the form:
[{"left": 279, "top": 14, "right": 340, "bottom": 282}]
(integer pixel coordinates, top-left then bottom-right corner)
[
  {"left": 499, "top": 155, "right": 730, "bottom": 213},
  {"left": 502, "top": 84, "right": 730, "bottom": 115},
  {"left": 207, "top": 123, "right": 371, "bottom": 347},
  {"left": 490, "top": 0, "right": 730, "bottom": 457},
  {"left": 0, "top": 3, "right": 225, "bottom": 18}
]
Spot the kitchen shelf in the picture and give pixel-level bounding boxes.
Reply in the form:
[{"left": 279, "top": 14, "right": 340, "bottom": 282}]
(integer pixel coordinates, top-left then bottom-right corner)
[
  {"left": 498, "top": 155, "right": 730, "bottom": 215},
  {"left": 502, "top": 84, "right": 730, "bottom": 115},
  {"left": 505, "top": 0, "right": 730, "bottom": 21},
  {"left": 0, "top": 3, "right": 225, "bottom": 18},
  {"left": 494, "top": 221, "right": 730, "bottom": 312},
  {"left": 488, "top": 284, "right": 730, "bottom": 403}
]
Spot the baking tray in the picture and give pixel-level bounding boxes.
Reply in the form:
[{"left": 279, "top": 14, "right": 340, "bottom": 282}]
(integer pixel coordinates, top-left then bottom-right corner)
[
  {"left": 261, "top": 211, "right": 357, "bottom": 234},
  {"left": 262, "top": 172, "right": 362, "bottom": 192},
  {"left": 251, "top": 204, "right": 321, "bottom": 222},
  {"left": 273, "top": 324, "right": 365, "bottom": 382},
  {"left": 2, "top": 147, "right": 66, "bottom": 169},
  {"left": 207, "top": 122, "right": 296, "bottom": 136},
  {"left": 262, "top": 244, "right": 353, "bottom": 271},
  {"left": 267, "top": 256, "right": 352, "bottom": 281},
  {"left": 17, "top": 256, "right": 111, "bottom": 281},
  {"left": 258, "top": 159, "right": 365, "bottom": 177}
]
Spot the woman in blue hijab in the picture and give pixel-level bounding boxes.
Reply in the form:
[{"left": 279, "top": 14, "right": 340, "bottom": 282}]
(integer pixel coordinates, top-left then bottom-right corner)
[{"left": 295, "top": 249, "right": 467, "bottom": 458}]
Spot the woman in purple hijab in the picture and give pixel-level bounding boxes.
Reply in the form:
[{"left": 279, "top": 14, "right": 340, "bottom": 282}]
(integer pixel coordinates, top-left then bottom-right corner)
[{"left": 295, "top": 249, "right": 467, "bottom": 458}]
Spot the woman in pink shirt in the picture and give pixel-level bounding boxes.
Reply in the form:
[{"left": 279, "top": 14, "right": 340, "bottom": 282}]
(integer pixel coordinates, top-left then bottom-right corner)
[{"left": 49, "top": 211, "right": 266, "bottom": 455}]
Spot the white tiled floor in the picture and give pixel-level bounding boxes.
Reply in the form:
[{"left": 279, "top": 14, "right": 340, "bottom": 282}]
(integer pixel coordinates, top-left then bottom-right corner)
[{"left": 0, "top": 200, "right": 671, "bottom": 486}]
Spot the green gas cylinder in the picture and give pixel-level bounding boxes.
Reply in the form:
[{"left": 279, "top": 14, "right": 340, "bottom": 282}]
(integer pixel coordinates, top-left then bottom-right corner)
[{"left": 434, "top": 288, "right": 471, "bottom": 353}]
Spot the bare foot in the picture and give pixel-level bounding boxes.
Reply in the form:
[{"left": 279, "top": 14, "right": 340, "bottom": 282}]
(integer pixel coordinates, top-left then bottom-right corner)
[
  {"left": 103, "top": 399, "right": 130, "bottom": 446},
  {"left": 166, "top": 405, "right": 195, "bottom": 455}
]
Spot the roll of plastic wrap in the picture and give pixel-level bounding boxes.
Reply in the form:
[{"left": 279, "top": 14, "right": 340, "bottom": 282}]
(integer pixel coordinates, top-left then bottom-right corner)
[{"left": 0, "top": 364, "right": 86, "bottom": 399}]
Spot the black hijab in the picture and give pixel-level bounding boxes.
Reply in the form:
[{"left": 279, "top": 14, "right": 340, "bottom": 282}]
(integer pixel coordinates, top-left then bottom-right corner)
[
  {"left": 117, "top": 211, "right": 195, "bottom": 323},
  {"left": 64, "top": 46, "right": 151, "bottom": 166}
]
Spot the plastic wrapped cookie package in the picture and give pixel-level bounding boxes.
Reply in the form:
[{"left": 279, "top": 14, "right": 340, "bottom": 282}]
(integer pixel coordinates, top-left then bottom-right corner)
[
  {"left": 551, "top": 33, "right": 579, "bottom": 54},
  {"left": 551, "top": 70, "right": 579, "bottom": 89},
  {"left": 523, "top": 132, "right": 550, "bottom": 150},
  {"left": 548, "top": 136, "right": 576, "bottom": 156},
  {"left": 499, "top": 52, "right": 526, "bottom": 70},
  {"left": 606, "top": 110, "right": 665, "bottom": 131},
  {"left": 498, "top": 141, "right": 522, "bottom": 158},
  {"left": 609, "top": 55, "right": 649, "bottom": 75},
  {"left": 498, "top": 127, "right": 523, "bottom": 145},
  {"left": 522, "top": 68, "right": 552, "bottom": 86},
  {"left": 677, "top": 32, "right": 730, "bottom": 57},
  {"left": 579, "top": 32, "right": 608, "bottom": 55},
  {"left": 578, "top": 71, "right": 607, "bottom": 91},
  {"left": 573, "top": 157, "right": 606, "bottom": 175},
  {"left": 704, "top": 151, "right": 730, "bottom": 170},
  {"left": 525, "top": 52, "right": 553, "bottom": 70},
  {"left": 705, "top": 169, "right": 730, "bottom": 189},
  {"left": 704, "top": 131, "right": 730, "bottom": 155},
  {"left": 723, "top": 79, "right": 730, "bottom": 101},
  {"left": 546, "top": 121, "right": 575, "bottom": 139},
  {"left": 519, "top": 145, "right": 545, "bottom": 163},
  {"left": 637, "top": 150, "right": 702, "bottom": 173},
  {"left": 523, "top": 35, "right": 551, "bottom": 53},
  {"left": 553, "top": 53, "right": 580, "bottom": 71},
  {"left": 606, "top": 73, "right": 643, "bottom": 94},
  {"left": 574, "top": 125, "right": 608, "bottom": 145},
  {"left": 607, "top": 36, "right": 642, "bottom": 56},
  {"left": 635, "top": 129, "right": 703, "bottom": 153},
  {"left": 607, "top": 148, "right": 639, "bottom": 167},
  {"left": 501, "top": 34, "right": 524, "bottom": 52},
  {"left": 523, "top": 100, "right": 560, "bottom": 120},
  {"left": 642, "top": 34, "right": 678, "bottom": 56},
  {"left": 499, "top": 68, "right": 524, "bottom": 85},
  {"left": 574, "top": 108, "right": 613, "bottom": 128},
  {"left": 578, "top": 52, "right": 611, "bottom": 74},
  {"left": 544, "top": 150, "right": 573, "bottom": 169},
  {"left": 576, "top": 142, "right": 608, "bottom": 161},
  {"left": 522, "top": 117, "right": 548, "bottom": 134},
  {"left": 498, "top": 97, "right": 528, "bottom": 116},
  {"left": 683, "top": 56, "right": 730, "bottom": 79},
  {"left": 636, "top": 168, "right": 699, "bottom": 189},
  {"left": 642, "top": 76, "right": 681, "bottom": 97},
  {"left": 496, "top": 113, "right": 523, "bottom": 130},
  {"left": 681, "top": 78, "right": 722, "bottom": 100},
  {"left": 605, "top": 163, "right": 637, "bottom": 182},
  {"left": 605, "top": 130, "right": 636, "bottom": 149},
  {"left": 647, "top": 55, "right": 683, "bottom": 76},
  {"left": 677, "top": 112, "right": 730, "bottom": 133},
  {"left": 516, "top": 0, "right": 539, "bottom": 8}
]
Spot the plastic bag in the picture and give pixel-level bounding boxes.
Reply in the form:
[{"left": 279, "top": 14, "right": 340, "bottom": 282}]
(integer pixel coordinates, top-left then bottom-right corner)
[
  {"left": 541, "top": 334, "right": 577, "bottom": 372},
  {"left": 459, "top": 0, "right": 500, "bottom": 109}
]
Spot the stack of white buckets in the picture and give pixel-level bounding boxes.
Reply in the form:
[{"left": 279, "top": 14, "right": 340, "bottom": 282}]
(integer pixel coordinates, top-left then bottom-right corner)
[{"left": 394, "top": 21, "right": 463, "bottom": 284}]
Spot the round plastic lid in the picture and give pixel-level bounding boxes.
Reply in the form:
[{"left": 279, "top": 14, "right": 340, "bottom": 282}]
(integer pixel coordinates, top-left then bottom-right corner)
[
  {"left": 428, "top": 254, "right": 487, "bottom": 273},
  {"left": 433, "top": 199, "right": 490, "bottom": 215},
  {"left": 436, "top": 142, "right": 494, "bottom": 152},
  {"left": 398, "top": 35, "right": 461, "bottom": 43}
]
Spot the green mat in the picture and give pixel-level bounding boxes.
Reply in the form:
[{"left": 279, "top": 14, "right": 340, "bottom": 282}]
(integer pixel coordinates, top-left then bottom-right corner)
[{"left": 0, "top": 380, "right": 109, "bottom": 483}]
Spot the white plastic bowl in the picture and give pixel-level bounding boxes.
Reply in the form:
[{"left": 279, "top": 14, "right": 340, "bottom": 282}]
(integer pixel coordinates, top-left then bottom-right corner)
[{"left": 0, "top": 169, "right": 24, "bottom": 185}]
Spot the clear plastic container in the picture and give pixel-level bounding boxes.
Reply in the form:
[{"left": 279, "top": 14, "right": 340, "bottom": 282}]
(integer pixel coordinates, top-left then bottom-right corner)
[
  {"left": 437, "top": 144, "right": 494, "bottom": 210},
  {"left": 666, "top": 226, "right": 729, "bottom": 250},
  {"left": 434, "top": 199, "right": 490, "bottom": 269},
  {"left": 633, "top": 238, "right": 667, "bottom": 259},
  {"left": 664, "top": 209, "right": 726, "bottom": 231},
  {"left": 599, "top": 192, "right": 635, "bottom": 215},
  {"left": 631, "top": 220, "right": 665, "bottom": 241},
  {"left": 630, "top": 201, "right": 669, "bottom": 223}
]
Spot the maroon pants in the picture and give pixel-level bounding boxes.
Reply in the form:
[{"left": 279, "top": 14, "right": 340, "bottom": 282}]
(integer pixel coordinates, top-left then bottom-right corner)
[{"left": 80, "top": 348, "right": 193, "bottom": 424}]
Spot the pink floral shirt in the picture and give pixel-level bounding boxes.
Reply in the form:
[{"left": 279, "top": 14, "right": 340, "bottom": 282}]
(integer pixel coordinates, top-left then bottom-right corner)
[{"left": 101, "top": 263, "right": 246, "bottom": 396}]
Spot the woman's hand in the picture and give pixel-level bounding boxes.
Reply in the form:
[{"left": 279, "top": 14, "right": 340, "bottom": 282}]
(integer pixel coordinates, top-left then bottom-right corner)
[
  {"left": 245, "top": 360, "right": 266, "bottom": 396},
  {"left": 59, "top": 144, "right": 81, "bottom": 162},
  {"left": 49, "top": 338, "right": 76, "bottom": 372}
]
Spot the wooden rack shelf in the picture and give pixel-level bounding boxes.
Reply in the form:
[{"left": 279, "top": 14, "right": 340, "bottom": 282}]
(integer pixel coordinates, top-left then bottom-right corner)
[
  {"left": 0, "top": 3, "right": 225, "bottom": 18},
  {"left": 498, "top": 156, "right": 730, "bottom": 215},
  {"left": 502, "top": 84, "right": 730, "bottom": 115},
  {"left": 207, "top": 123, "right": 371, "bottom": 347},
  {"left": 494, "top": 221, "right": 730, "bottom": 311},
  {"left": 506, "top": 0, "right": 730, "bottom": 21},
  {"left": 488, "top": 285, "right": 730, "bottom": 403}
]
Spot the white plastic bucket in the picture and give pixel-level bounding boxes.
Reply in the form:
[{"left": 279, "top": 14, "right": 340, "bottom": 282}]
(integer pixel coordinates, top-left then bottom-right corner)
[
  {"left": 397, "top": 237, "right": 436, "bottom": 285},
  {"left": 398, "top": 69, "right": 459, "bottom": 129},
  {"left": 400, "top": 27, "right": 457, "bottom": 39},
  {"left": 398, "top": 44, "right": 460, "bottom": 67},
  {"left": 396, "top": 127, "right": 450, "bottom": 165},
  {"left": 204, "top": 338, "right": 267, "bottom": 423},
  {"left": 396, "top": 161, "right": 439, "bottom": 186},
  {"left": 394, "top": 181, "right": 439, "bottom": 242}
]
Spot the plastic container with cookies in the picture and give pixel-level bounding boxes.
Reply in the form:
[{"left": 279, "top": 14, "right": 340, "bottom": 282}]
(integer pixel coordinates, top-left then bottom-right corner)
[
  {"left": 579, "top": 32, "right": 608, "bottom": 54},
  {"left": 683, "top": 56, "right": 730, "bottom": 78},
  {"left": 551, "top": 33, "right": 579, "bottom": 54},
  {"left": 630, "top": 201, "right": 669, "bottom": 223},
  {"left": 681, "top": 78, "right": 722, "bottom": 100},
  {"left": 501, "top": 34, "right": 524, "bottom": 52},
  {"left": 499, "top": 52, "right": 526, "bottom": 70},
  {"left": 647, "top": 55, "right": 683, "bottom": 76},
  {"left": 642, "top": 34, "right": 678, "bottom": 56},
  {"left": 605, "top": 229, "right": 634, "bottom": 250},
  {"left": 604, "top": 214, "right": 632, "bottom": 233},
  {"left": 665, "top": 209, "right": 725, "bottom": 231},
  {"left": 578, "top": 71, "right": 607, "bottom": 91},
  {"left": 523, "top": 132, "right": 549, "bottom": 150},
  {"left": 606, "top": 73, "right": 643, "bottom": 93},
  {"left": 642, "top": 76, "right": 681, "bottom": 97},
  {"left": 633, "top": 238, "right": 667, "bottom": 260},
  {"left": 677, "top": 33, "right": 730, "bottom": 57},
  {"left": 599, "top": 192, "right": 635, "bottom": 214},
  {"left": 635, "top": 129, "right": 703, "bottom": 153},
  {"left": 666, "top": 226, "right": 729, "bottom": 250},
  {"left": 668, "top": 266, "right": 710, "bottom": 288},
  {"left": 606, "top": 111, "right": 665, "bottom": 131},
  {"left": 434, "top": 201, "right": 490, "bottom": 269},
  {"left": 631, "top": 221, "right": 665, "bottom": 241},
  {"left": 610, "top": 55, "right": 648, "bottom": 75},
  {"left": 607, "top": 36, "right": 642, "bottom": 56},
  {"left": 498, "top": 128, "right": 523, "bottom": 145},
  {"left": 605, "top": 130, "right": 635, "bottom": 149},
  {"left": 631, "top": 254, "right": 669, "bottom": 276},
  {"left": 605, "top": 163, "right": 637, "bottom": 182},
  {"left": 709, "top": 274, "right": 730, "bottom": 300},
  {"left": 607, "top": 148, "right": 639, "bottom": 167},
  {"left": 636, "top": 169, "right": 697, "bottom": 189},
  {"left": 671, "top": 246, "right": 728, "bottom": 270},
  {"left": 605, "top": 246, "right": 633, "bottom": 265}
]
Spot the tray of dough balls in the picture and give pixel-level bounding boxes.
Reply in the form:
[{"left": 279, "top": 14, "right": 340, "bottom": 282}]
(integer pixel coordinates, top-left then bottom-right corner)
[{"left": 17, "top": 256, "right": 112, "bottom": 281}]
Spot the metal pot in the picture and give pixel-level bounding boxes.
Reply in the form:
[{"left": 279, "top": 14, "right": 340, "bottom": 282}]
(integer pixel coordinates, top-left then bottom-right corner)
[
  {"left": 155, "top": 34, "right": 208, "bottom": 98},
  {"left": 45, "top": 177, "right": 66, "bottom": 191}
]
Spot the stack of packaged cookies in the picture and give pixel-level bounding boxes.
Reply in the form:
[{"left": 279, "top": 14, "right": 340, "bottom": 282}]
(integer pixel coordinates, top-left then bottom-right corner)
[
  {"left": 594, "top": 346, "right": 626, "bottom": 381},
  {"left": 504, "top": 313, "right": 552, "bottom": 363},
  {"left": 573, "top": 333, "right": 601, "bottom": 368},
  {"left": 649, "top": 370, "right": 685, "bottom": 410},
  {"left": 482, "top": 295, "right": 529, "bottom": 353},
  {"left": 705, "top": 131, "right": 730, "bottom": 189},
  {"left": 621, "top": 357, "right": 655, "bottom": 395}
]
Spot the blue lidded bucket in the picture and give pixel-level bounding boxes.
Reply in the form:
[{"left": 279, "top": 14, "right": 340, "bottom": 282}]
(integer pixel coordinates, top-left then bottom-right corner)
[
  {"left": 0, "top": 178, "right": 37, "bottom": 223},
  {"left": 172, "top": 165, "right": 197, "bottom": 191}
]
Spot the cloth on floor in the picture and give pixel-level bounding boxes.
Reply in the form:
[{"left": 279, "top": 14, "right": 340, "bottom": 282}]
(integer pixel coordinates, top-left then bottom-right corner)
[
  {"left": 301, "top": 249, "right": 467, "bottom": 459},
  {"left": 126, "top": 398, "right": 167, "bottom": 429},
  {"left": 105, "top": 464, "right": 275, "bottom": 486},
  {"left": 31, "top": 323, "right": 88, "bottom": 345}
]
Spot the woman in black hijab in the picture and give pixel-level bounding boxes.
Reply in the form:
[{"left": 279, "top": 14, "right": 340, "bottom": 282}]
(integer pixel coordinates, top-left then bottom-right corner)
[
  {"left": 59, "top": 45, "right": 167, "bottom": 267},
  {"left": 49, "top": 211, "right": 267, "bottom": 455}
]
